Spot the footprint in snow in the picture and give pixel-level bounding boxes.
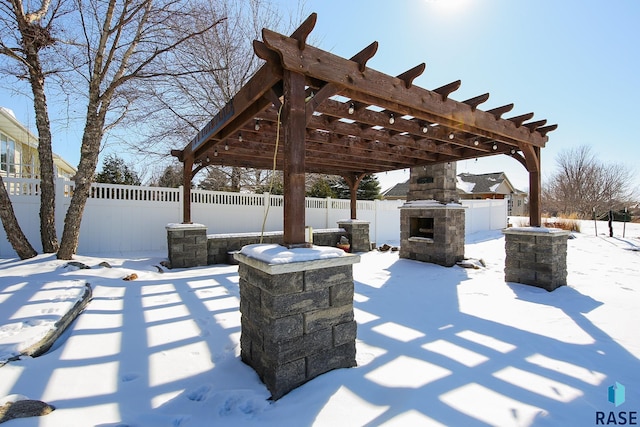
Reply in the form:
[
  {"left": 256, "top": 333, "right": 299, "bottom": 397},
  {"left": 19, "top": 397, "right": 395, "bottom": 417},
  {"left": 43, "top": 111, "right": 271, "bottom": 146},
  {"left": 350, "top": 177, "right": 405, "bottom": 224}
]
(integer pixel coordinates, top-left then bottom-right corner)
[
  {"left": 121, "top": 372, "right": 139, "bottom": 382},
  {"left": 216, "top": 391, "right": 267, "bottom": 416},
  {"left": 186, "top": 385, "right": 212, "bottom": 402}
]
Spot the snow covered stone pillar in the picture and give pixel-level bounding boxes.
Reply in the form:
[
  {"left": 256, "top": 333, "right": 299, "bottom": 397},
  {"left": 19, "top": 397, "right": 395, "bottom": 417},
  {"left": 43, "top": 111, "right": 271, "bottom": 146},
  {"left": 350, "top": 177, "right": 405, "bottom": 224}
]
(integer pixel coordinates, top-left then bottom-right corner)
[
  {"left": 166, "top": 223, "right": 208, "bottom": 268},
  {"left": 503, "top": 227, "right": 570, "bottom": 292},
  {"left": 235, "top": 244, "right": 360, "bottom": 400},
  {"left": 337, "top": 220, "right": 371, "bottom": 252}
]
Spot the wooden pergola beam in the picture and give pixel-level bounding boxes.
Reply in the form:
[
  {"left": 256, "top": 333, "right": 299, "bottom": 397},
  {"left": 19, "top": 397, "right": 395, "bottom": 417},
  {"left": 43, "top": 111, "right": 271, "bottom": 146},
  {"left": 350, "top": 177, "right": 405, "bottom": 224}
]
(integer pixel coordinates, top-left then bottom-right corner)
[
  {"left": 247, "top": 114, "right": 461, "bottom": 163},
  {"left": 349, "top": 41, "right": 378, "bottom": 72},
  {"left": 261, "top": 28, "right": 549, "bottom": 148},
  {"left": 396, "top": 63, "right": 426, "bottom": 89},
  {"left": 463, "top": 93, "right": 490, "bottom": 111},
  {"left": 433, "top": 80, "right": 462, "bottom": 101}
]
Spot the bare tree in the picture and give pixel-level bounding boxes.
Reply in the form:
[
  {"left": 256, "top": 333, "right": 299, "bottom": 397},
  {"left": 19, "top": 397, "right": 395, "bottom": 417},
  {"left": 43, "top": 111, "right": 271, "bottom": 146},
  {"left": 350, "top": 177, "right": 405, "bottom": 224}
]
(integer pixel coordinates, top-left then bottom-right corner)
[
  {"left": 198, "top": 166, "right": 276, "bottom": 192},
  {"left": 0, "top": 0, "right": 67, "bottom": 255},
  {"left": 543, "top": 145, "right": 637, "bottom": 218},
  {"left": 51, "top": 0, "right": 225, "bottom": 259},
  {"left": 0, "top": 176, "right": 37, "bottom": 258},
  {"left": 1, "top": 0, "right": 303, "bottom": 259},
  {"left": 129, "top": 0, "right": 305, "bottom": 185}
]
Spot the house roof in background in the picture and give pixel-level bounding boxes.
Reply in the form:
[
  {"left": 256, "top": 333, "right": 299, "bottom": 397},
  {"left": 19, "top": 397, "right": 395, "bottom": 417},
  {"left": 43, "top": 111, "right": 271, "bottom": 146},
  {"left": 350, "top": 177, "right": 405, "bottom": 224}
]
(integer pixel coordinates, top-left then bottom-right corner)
[
  {"left": 457, "top": 172, "right": 523, "bottom": 194},
  {"left": 381, "top": 171, "right": 525, "bottom": 198},
  {"left": 0, "top": 107, "right": 38, "bottom": 149},
  {"left": 1, "top": 106, "right": 77, "bottom": 174},
  {"left": 382, "top": 180, "right": 410, "bottom": 198}
]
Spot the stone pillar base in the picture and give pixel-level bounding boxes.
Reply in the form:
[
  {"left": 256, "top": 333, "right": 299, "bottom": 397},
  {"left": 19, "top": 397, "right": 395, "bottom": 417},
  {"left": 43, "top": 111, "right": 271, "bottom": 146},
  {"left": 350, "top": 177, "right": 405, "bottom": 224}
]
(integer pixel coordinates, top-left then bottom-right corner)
[
  {"left": 337, "top": 220, "right": 371, "bottom": 252},
  {"left": 235, "top": 249, "right": 360, "bottom": 400},
  {"left": 503, "top": 227, "right": 570, "bottom": 292},
  {"left": 166, "top": 223, "right": 207, "bottom": 268}
]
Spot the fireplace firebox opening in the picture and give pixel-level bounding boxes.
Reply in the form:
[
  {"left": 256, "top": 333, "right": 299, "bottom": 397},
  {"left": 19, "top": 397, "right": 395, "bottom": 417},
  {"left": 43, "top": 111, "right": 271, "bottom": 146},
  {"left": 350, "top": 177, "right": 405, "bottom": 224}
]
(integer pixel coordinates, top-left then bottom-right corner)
[{"left": 410, "top": 217, "right": 434, "bottom": 239}]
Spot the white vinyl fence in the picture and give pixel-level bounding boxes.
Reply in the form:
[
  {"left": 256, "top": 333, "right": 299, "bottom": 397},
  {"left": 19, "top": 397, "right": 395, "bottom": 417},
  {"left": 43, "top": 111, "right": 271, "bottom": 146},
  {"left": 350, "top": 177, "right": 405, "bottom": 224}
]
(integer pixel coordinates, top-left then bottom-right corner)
[{"left": 1, "top": 177, "right": 507, "bottom": 257}]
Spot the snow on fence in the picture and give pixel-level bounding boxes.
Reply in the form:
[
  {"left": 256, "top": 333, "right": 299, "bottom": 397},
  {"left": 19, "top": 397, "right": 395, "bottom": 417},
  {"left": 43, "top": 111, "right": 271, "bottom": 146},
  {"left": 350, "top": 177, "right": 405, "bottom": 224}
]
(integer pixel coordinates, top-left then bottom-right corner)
[{"left": 1, "top": 177, "right": 506, "bottom": 257}]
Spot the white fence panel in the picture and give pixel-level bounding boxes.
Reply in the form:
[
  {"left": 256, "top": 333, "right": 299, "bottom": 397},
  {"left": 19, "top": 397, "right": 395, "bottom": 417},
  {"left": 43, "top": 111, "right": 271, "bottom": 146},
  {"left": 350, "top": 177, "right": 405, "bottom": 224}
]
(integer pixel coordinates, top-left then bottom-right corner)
[
  {"left": 462, "top": 199, "right": 508, "bottom": 234},
  {"left": 1, "top": 177, "right": 507, "bottom": 257},
  {"left": 372, "top": 199, "right": 403, "bottom": 244}
]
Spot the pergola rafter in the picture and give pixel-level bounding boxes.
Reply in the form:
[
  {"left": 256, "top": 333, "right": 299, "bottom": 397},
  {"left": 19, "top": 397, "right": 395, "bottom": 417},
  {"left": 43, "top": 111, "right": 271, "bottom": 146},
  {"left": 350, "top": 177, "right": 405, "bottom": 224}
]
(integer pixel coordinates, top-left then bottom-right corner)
[{"left": 172, "top": 13, "right": 557, "bottom": 245}]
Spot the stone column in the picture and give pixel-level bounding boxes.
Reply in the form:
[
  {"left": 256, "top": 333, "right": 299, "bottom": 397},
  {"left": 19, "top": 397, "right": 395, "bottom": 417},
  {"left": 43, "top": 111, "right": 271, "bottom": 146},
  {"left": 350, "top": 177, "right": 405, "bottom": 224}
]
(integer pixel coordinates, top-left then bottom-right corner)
[
  {"left": 337, "top": 220, "right": 371, "bottom": 252},
  {"left": 407, "top": 163, "right": 458, "bottom": 203},
  {"left": 503, "top": 227, "right": 570, "bottom": 292},
  {"left": 166, "top": 223, "right": 208, "bottom": 268},
  {"left": 235, "top": 251, "right": 360, "bottom": 400}
]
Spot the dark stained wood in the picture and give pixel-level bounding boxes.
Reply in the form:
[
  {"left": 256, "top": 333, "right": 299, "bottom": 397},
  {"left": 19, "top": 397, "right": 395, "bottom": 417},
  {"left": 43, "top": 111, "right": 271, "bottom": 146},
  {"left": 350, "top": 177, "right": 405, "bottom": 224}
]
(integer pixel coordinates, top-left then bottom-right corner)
[
  {"left": 305, "top": 82, "right": 339, "bottom": 121},
  {"left": 508, "top": 112, "right": 535, "bottom": 128},
  {"left": 487, "top": 104, "right": 514, "bottom": 119},
  {"left": 263, "top": 88, "right": 283, "bottom": 110},
  {"left": 529, "top": 169, "right": 541, "bottom": 227},
  {"left": 463, "top": 93, "right": 490, "bottom": 111},
  {"left": 510, "top": 152, "right": 528, "bottom": 170},
  {"left": 519, "top": 143, "right": 541, "bottom": 226},
  {"left": 350, "top": 42, "right": 378, "bottom": 72},
  {"left": 342, "top": 173, "right": 365, "bottom": 219},
  {"left": 182, "top": 156, "right": 193, "bottom": 223},
  {"left": 170, "top": 149, "right": 183, "bottom": 161},
  {"left": 396, "top": 63, "right": 426, "bottom": 89},
  {"left": 256, "top": 105, "right": 465, "bottom": 161},
  {"left": 260, "top": 29, "right": 548, "bottom": 147},
  {"left": 290, "top": 12, "right": 317, "bottom": 50},
  {"left": 528, "top": 146, "right": 542, "bottom": 227},
  {"left": 213, "top": 129, "right": 430, "bottom": 173},
  {"left": 523, "top": 119, "right": 547, "bottom": 132},
  {"left": 253, "top": 40, "right": 281, "bottom": 68},
  {"left": 339, "top": 88, "right": 533, "bottom": 148},
  {"left": 537, "top": 124, "right": 558, "bottom": 137},
  {"left": 433, "top": 80, "right": 462, "bottom": 101},
  {"left": 282, "top": 70, "right": 308, "bottom": 246}
]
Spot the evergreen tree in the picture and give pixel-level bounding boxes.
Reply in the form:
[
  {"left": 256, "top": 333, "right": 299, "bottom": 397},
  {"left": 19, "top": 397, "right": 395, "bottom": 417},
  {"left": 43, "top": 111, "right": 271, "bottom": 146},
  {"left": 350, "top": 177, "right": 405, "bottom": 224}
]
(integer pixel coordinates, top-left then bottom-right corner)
[
  {"left": 307, "top": 177, "right": 337, "bottom": 198},
  {"left": 95, "top": 155, "right": 142, "bottom": 185},
  {"left": 156, "top": 165, "right": 183, "bottom": 188},
  {"left": 330, "top": 177, "right": 350, "bottom": 199},
  {"left": 331, "top": 174, "right": 381, "bottom": 200},
  {"left": 357, "top": 174, "right": 382, "bottom": 200}
]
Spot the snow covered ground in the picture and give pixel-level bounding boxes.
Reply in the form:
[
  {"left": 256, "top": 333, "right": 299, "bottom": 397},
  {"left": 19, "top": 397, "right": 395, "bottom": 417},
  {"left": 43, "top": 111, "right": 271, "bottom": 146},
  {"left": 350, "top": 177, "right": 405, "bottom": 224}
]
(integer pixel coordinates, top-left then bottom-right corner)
[{"left": 0, "top": 220, "right": 639, "bottom": 426}]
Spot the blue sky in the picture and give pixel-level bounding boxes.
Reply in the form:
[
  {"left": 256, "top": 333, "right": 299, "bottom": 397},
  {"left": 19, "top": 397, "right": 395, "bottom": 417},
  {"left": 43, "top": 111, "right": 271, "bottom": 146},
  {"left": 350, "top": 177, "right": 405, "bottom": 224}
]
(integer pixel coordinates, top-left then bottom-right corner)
[{"left": 2, "top": 0, "right": 639, "bottom": 194}]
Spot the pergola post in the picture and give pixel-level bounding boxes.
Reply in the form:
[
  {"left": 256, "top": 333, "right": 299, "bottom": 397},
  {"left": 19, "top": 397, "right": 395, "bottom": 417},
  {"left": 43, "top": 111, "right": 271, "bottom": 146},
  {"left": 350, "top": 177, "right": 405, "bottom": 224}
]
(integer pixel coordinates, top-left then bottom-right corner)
[
  {"left": 521, "top": 145, "right": 542, "bottom": 227},
  {"left": 343, "top": 173, "right": 365, "bottom": 220},
  {"left": 529, "top": 169, "right": 542, "bottom": 227},
  {"left": 182, "top": 156, "right": 193, "bottom": 224},
  {"left": 282, "top": 69, "right": 307, "bottom": 247}
]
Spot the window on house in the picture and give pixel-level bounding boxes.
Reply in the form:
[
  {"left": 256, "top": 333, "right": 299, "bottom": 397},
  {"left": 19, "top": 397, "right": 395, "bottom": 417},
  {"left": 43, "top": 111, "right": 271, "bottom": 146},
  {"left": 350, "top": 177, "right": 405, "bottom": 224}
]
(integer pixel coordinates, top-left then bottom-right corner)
[{"left": 1, "top": 133, "right": 18, "bottom": 176}]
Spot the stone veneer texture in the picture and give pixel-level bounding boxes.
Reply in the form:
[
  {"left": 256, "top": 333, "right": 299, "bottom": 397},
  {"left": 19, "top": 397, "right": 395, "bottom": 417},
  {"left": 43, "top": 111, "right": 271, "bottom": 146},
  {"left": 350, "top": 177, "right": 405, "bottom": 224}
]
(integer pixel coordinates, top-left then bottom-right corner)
[{"left": 237, "top": 257, "right": 357, "bottom": 399}]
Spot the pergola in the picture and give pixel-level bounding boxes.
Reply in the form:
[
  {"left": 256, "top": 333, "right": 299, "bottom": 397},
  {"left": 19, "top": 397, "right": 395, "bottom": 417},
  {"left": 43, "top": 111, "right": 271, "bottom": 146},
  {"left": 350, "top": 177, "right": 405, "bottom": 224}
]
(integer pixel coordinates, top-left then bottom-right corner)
[{"left": 172, "top": 13, "right": 556, "bottom": 247}]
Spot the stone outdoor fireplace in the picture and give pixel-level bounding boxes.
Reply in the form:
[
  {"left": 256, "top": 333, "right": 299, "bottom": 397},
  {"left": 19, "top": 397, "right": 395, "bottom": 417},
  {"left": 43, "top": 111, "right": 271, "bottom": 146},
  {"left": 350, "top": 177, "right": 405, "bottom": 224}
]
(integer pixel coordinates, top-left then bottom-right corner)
[{"left": 399, "top": 163, "right": 465, "bottom": 267}]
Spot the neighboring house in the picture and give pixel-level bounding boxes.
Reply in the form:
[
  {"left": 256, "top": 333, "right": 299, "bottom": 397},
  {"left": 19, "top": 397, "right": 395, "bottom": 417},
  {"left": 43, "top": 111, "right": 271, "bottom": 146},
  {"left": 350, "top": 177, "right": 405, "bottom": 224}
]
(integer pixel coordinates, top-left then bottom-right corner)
[
  {"left": 382, "top": 171, "right": 528, "bottom": 216},
  {"left": 381, "top": 180, "right": 409, "bottom": 201},
  {"left": 0, "top": 106, "right": 76, "bottom": 179}
]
